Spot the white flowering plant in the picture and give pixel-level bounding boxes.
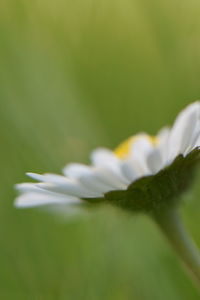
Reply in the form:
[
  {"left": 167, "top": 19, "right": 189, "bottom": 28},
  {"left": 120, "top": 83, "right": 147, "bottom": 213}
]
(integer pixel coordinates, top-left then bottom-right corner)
[{"left": 15, "top": 102, "right": 200, "bottom": 290}]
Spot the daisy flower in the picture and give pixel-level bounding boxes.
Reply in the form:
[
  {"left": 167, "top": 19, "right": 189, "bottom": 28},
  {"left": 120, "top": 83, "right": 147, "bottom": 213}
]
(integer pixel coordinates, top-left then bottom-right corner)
[
  {"left": 15, "top": 101, "right": 200, "bottom": 289},
  {"left": 15, "top": 101, "right": 200, "bottom": 211}
]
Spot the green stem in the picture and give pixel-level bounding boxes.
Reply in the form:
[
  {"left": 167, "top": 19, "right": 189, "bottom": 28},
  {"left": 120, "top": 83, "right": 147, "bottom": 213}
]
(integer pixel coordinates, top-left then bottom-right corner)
[{"left": 153, "top": 209, "right": 200, "bottom": 291}]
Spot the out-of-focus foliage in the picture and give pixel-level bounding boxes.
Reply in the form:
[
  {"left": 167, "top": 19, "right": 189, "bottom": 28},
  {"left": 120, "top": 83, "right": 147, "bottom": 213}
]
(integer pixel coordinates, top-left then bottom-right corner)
[{"left": 1, "top": 0, "right": 200, "bottom": 299}]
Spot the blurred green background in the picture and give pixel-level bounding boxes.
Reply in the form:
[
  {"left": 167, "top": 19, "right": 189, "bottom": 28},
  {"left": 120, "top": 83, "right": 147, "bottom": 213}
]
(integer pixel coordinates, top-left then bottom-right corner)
[{"left": 1, "top": 0, "right": 200, "bottom": 299}]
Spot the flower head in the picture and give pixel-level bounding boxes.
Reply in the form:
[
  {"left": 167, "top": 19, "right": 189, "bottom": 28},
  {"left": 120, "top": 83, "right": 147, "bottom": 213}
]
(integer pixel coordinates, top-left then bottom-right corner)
[{"left": 15, "top": 102, "right": 200, "bottom": 213}]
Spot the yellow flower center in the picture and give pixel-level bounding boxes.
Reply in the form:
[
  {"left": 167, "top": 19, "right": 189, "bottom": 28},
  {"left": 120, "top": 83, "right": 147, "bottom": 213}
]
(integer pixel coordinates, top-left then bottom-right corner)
[{"left": 114, "top": 135, "right": 158, "bottom": 159}]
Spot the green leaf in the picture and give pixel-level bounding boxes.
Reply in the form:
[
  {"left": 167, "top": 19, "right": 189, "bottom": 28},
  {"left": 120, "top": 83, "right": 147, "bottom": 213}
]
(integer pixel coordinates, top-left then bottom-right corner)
[{"left": 88, "top": 147, "right": 200, "bottom": 214}]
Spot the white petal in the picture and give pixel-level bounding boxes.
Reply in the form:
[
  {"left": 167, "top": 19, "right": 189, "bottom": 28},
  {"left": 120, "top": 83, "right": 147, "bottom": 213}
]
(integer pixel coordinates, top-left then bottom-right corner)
[
  {"left": 156, "top": 127, "right": 170, "bottom": 167},
  {"left": 64, "top": 163, "right": 126, "bottom": 192},
  {"left": 78, "top": 174, "right": 110, "bottom": 194},
  {"left": 184, "top": 121, "right": 200, "bottom": 155},
  {"left": 25, "top": 172, "right": 101, "bottom": 198},
  {"left": 119, "top": 159, "right": 141, "bottom": 182},
  {"left": 63, "top": 163, "right": 91, "bottom": 178},
  {"left": 16, "top": 183, "right": 42, "bottom": 193},
  {"left": 15, "top": 192, "right": 81, "bottom": 208},
  {"left": 15, "top": 182, "right": 92, "bottom": 200},
  {"left": 91, "top": 148, "right": 119, "bottom": 169},
  {"left": 99, "top": 168, "right": 127, "bottom": 189},
  {"left": 92, "top": 168, "right": 126, "bottom": 190},
  {"left": 35, "top": 180, "right": 101, "bottom": 198},
  {"left": 91, "top": 148, "right": 129, "bottom": 184},
  {"left": 78, "top": 168, "right": 126, "bottom": 193},
  {"left": 129, "top": 135, "right": 154, "bottom": 175},
  {"left": 63, "top": 163, "right": 109, "bottom": 193},
  {"left": 157, "top": 127, "right": 170, "bottom": 140},
  {"left": 168, "top": 102, "right": 200, "bottom": 161},
  {"left": 147, "top": 148, "right": 163, "bottom": 174},
  {"left": 15, "top": 182, "right": 70, "bottom": 197},
  {"left": 26, "top": 173, "right": 68, "bottom": 184},
  {"left": 194, "top": 131, "right": 200, "bottom": 148}
]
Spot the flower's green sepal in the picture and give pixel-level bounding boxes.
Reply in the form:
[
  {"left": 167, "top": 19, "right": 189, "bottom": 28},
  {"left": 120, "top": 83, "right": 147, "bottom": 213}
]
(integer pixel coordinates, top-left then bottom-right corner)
[{"left": 104, "top": 147, "right": 200, "bottom": 213}]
